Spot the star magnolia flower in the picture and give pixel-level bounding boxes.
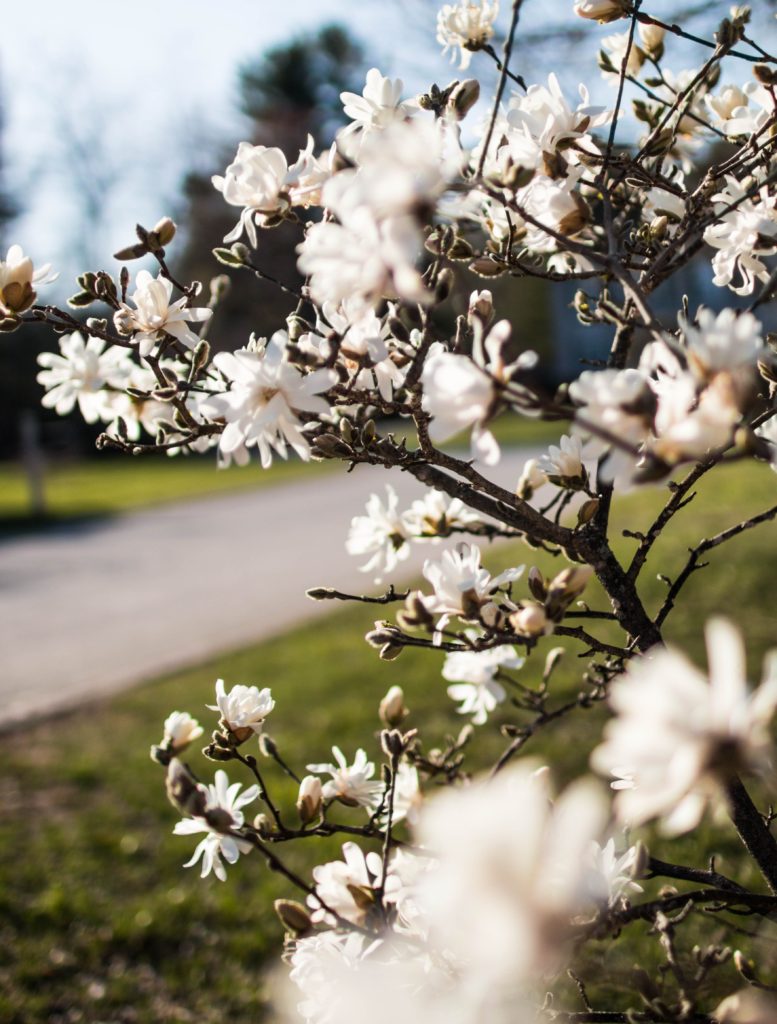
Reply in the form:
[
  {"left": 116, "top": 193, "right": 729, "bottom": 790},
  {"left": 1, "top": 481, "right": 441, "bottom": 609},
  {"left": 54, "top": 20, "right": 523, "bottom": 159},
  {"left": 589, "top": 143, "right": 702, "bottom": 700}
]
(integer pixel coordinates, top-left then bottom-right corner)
[
  {"left": 306, "top": 746, "right": 383, "bottom": 809},
  {"left": 37, "top": 331, "right": 131, "bottom": 423},
  {"left": 203, "top": 332, "right": 335, "bottom": 468},
  {"left": 207, "top": 678, "right": 275, "bottom": 741},
  {"left": 161, "top": 711, "right": 204, "bottom": 753},
  {"left": 585, "top": 839, "right": 644, "bottom": 906},
  {"left": 704, "top": 175, "right": 777, "bottom": 296},
  {"left": 436, "top": 1, "right": 500, "bottom": 70},
  {"left": 705, "top": 82, "right": 771, "bottom": 138},
  {"left": 538, "top": 434, "right": 588, "bottom": 488},
  {"left": 114, "top": 271, "right": 212, "bottom": 357},
  {"left": 403, "top": 489, "right": 482, "bottom": 538},
  {"left": 173, "top": 769, "right": 259, "bottom": 881},
  {"left": 679, "top": 307, "right": 763, "bottom": 381},
  {"left": 346, "top": 485, "right": 412, "bottom": 583},
  {"left": 338, "top": 68, "right": 416, "bottom": 156},
  {"left": 506, "top": 73, "right": 610, "bottom": 161},
  {"left": 416, "top": 763, "right": 608, "bottom": 982},
  {"left": 422, "top": 542, "right": 524, "bottom": 639},
  {"left": 443, "top": 635, "right": 525, "bottom": 724},
  {"left": 0, "top": 244, "right": 56, "bottom": 315},
  {"left": 600, "top": 30, "right": 646, "bottom": 83},
  {"left": 308, "top": 841, "right": 384, "bottom": 926},
  {"left": 212, "top": 138, "right": 326, "bottom": 247},
  {"left": 574, "top": 0, "right": 628, "bottom": 22},
  {"left": 591, "top": 619, "right": 777, "bottom": 834}
]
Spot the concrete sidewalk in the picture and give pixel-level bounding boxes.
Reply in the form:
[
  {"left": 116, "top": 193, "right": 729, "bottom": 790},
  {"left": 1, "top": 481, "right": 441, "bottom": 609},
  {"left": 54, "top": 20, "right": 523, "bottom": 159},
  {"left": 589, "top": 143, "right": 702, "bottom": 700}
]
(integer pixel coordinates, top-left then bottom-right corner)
[{"left": 0, "top": 450, "right": 537, "bottom": 727}]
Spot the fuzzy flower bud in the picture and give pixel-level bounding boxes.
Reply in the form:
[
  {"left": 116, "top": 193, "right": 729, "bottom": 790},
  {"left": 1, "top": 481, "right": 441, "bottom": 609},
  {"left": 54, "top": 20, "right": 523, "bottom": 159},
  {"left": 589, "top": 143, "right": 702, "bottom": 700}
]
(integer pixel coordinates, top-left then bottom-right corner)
[
  {"left": 379, "top": 685, "right": 408, "bottom": 727},
  {"left": 296, "top": 775, "right": 324, "bottom": 825}
]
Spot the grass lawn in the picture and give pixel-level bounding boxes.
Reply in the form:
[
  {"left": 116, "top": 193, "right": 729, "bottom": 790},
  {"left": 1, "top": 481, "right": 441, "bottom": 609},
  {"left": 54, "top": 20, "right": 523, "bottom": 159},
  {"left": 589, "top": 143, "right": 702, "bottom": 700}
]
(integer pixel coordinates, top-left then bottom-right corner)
[{"left": 0, "top": 459, "right": 775, "bottom": 1022}]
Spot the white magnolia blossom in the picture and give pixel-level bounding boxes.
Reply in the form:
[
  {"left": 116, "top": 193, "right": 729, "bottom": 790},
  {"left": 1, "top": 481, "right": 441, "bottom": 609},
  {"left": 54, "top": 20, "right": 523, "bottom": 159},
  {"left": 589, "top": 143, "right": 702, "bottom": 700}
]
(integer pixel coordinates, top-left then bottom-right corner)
[
  {"left": 387, "top": 761, "right": 423, "bottom": 826},
  {"left": 207, "top": 678, "right": 275, "bottom": 738},
  {"left": 679, "top": 306, "right": 763, "bottom": 380},
  {"left": 161, "top": 711, "right": 204, "bottom": 753},
  {"left": 173, "top": 769, "right": 259, "bottom": 881},
  {"left": 403, "top": 489, "right": 482, "bottom": 538},
  {"left": 346, "top": 485, "right": 412, "bottom": 583},
  {"left": 574, "top": 0, "right": 627, "bottom": 22},
  {"left": 516, "top": 458, "right": 548, "bottom": 500},
  {"left": 37, "top": 331, "right": 131, "bottom": 423},
  {"left": 714, "top": 989, "right": 777, "bottom": 1024},
  {"left": 203, "top": 332, "right": 335, "bottom": 468},
  {"left": 436, "top": 1, "right": 500, "bottom": 70},
  {"left": 600, "top": 30, "right": 645, "bottom": 83},
  {"left": 212, "top": 138, "right": 328, "bottom": 247},
  {"left": 338, "top": 68, "right": 416, "bottom": 155},
  {"left": 0, "top": 244, "right": 56, "bottom": 315},
  {"left": 422, "top": 542, "right": 524, "bottom": 638},
  {"left": 113, "top": 270, "right": 212, "bottom": 357},
  {"left": 443, "top": 635, "right": 525, "bottom": 724},
  {"left": 585, "top": 839, "right": 644, "bottom": 906},
  {"left": 592, "top": 619, "right": 777, "bottom": 834},
  {"left": 306, "top": 746, "right": 383, "bottom": 809},
  {"left": 415, "top": 763, "right": 609, "bottom": 981},
  {"left": 704, "top": 175, "right": 777, "bottom": 296},
  {"left": 538, "top": 433, "right": 588, "bottom": 486},
  {"left": 308, "top": 841, "right": 384, "bottom": 925},
  {"left": 705, "top": 82, "right": 771, "bottom": 138}
]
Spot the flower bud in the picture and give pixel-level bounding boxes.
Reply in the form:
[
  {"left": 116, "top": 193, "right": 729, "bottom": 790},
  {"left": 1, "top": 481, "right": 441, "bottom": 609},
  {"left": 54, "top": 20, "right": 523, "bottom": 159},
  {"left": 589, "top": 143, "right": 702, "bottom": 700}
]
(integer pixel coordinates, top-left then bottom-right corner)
[
  {"left": 151, "top": 217, "right": 177, "bottom": 247},
  {"left": 379, "top": 685, "right": 408, "bottom": 727},
  {"left": 165, "top": 758, "right": 207, "bottom": 818},
  {"left": 274, "top": 899, "right": 313, "bottom": 937},
  {"left": 510, "top": 603, "right": 551, "bottom": 638},
  {"left": 448, "top": 78, "right": 480, "bottom": 119},
  {"left": 467, "top": 288, "right": 493, "bottom": 326},
  {"left": 296, "top": 775, "right": 323, "bottom": 825}
]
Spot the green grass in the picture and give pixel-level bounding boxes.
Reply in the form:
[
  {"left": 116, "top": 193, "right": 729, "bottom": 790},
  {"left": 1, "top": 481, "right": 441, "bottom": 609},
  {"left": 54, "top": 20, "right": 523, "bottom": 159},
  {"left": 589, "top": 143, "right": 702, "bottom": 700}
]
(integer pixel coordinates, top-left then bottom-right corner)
[{"left": 0, "top": 459, "right": 775, "bottom": 1021}]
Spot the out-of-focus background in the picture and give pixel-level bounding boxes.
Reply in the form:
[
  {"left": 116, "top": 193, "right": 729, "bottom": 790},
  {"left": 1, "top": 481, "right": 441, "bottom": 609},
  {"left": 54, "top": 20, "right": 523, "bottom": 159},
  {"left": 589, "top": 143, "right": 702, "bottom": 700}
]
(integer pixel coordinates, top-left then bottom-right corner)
[{"left": 1, "top": 3, "right": 777, "bottom": 1022}]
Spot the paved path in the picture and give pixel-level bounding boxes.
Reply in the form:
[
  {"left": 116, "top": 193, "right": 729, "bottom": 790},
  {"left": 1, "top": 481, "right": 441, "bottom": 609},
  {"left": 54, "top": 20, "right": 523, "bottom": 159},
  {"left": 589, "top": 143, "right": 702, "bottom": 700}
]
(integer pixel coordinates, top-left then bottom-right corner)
[{"left": 0, "top": 450, "right": 538, "bottom": 728}]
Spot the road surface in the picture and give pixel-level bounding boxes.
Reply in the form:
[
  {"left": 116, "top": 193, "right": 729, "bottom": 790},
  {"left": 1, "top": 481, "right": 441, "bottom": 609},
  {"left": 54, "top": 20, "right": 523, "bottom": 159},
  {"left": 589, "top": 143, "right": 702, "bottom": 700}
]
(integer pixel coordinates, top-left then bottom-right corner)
[{"left": 0, "top": 450, "right": 538, "bottom": 727}]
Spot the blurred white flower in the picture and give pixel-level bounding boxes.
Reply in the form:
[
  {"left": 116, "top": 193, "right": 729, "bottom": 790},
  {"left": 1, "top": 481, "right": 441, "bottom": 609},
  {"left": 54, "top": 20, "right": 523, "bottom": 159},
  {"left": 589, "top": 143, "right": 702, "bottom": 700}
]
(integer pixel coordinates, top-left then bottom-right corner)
[
  {"left": 0, "top": 244, "right": 56, "bottom": 315},
  {"left": 173, "top": 769, "right": 258, "bottom": 881},
  {"left": 437, "top": 1, "right": 499, "bottom": 70},
  {"left": 37, "top": 331, "right": 131, "bottom": 423},
  {"left": 756, "top": 415, "right": 777, "bottom": 472},
  {"left": 591, "top": 619, "right": 777, "bottom": 834},
  {"left": 404, "top": 489, "right": 482, "bottom": 538},
  {"left": 346, "top": 485, "right": 412, "bottom": 583},
  {"left": 415, "top": 763, "right": 608, "bottom": 981},
  {"left": 443, "top": 633, "right": 525, "bottom": 724},
  {"left": 574, "top": 0, "right": 628, "bottom": 22},
  {"left": 207, "top": 678, "right": 275, "bottom": 740},
  {"left": 679, "top": 307, "right": 763, "bottom": 381},
  {"left": 203, "top": 332, "right": 335, "bottom": 468},
  {"left": 421, "top": 343, "right": 498, "bottom": 463},
  {"left": 113, "top": 270, "right": 212, "bottom": 357},
  {"left": 585, "top": 838, "right": 644, "bottom": 906},
  {"left": 161, "top": 711, "right": 204, "bottom": 753},
  {"left": 569, "top": 368, "right": 653, "bottom": 482},
  {"left": 506, "top": 73, "right": 609, "bottom": 162},
  {"left": 600, "top": 30, "right": 645, "bottom": 83},
  {"left": 704, "top": 175, "right": 777, "bottom": 296},
  {"left": 715, "top": 989, "right": 777, "bottom": 1024},
  {"left": 387, "top": 761, "right": 423, "bottom": 825},
  {"left": 538, "top": 434, "right": 588, "bottom": 487},
  {"left": 307, "top": 746, "right": 383, "bottom": 809},
  {"left": 516, "top": 458, "right": 548, "bottom": 500}
]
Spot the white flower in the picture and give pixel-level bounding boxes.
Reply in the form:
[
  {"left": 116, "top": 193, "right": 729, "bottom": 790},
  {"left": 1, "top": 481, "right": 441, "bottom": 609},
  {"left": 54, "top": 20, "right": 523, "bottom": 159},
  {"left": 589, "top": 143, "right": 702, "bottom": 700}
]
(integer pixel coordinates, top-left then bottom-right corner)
[
  {"left": 705, "top": 82, "right": 771, "bottom": 138},
  {"left": 443, "top": 633, "right": 525, "bottom": 724},
  {"left": 379, "top": 685, "right": 408, "bottom": 728},
  {"left": 387, "top": 761, "right": 423, "bottom": 826},
  {"left": 207, "top": 678, "right": 275, "bottom": 739},
  {"left": 0, "top": 244, "right": 56, "bottom": 315},
  {"left": 338, "top": 68, "right": 416, "bottom": 156},
  {"left": 574, "top": 0, "right": 628, "bottom": 22},
  {"left": 173, "top": 769, "right": 259, "bottom": 881},
  {"left": 591, "top": 619, "right": 777, "bottom": 834},
  {"left": 538, "top": 434, "right": 588, "bottom": 487},
  {"left": 346, "top": 485, "right": 412, "bottom": 583},
  {"left": 297, "top": 775, "right": 324, "bottom": 825},
  {"left": 516, "top": 458, "right": 548, "bottom": 500},
  {"left": 161, "top": 711, "right": 204, "bottom": 753},
  {"left": 212, "top": 139, "right": 325, "bottom": 246},
  {"left": 679, "top": 307, "right": 763, "bottom": 381},
  {"left": 308, "top": 841, "right": 384, "bottom": 926},
  {"left": 569, "top": 368, "right": 653, "bottom": 482},
  {"left": 203, "top": 332, "right": 335, "bottom": 468},
  {"left": 704, "top": 175, "right": 777, "bottom": 296},
  {"left": 37, "top": 331, "right": 131, "bottom": 423},
  {"left": 422, "top": 542, "right": 524, "bottom": 638},
  {"left": 506, "top": 73, "right": 610, "bottom": 162},
  {"left": 403, "top": 489, "right": 482, "bottom": 538},
  {"left": 585, "top": 838, "right": 644, "bottom": 906},
  {"left": 421, "top": 344, "right": 497, "bottom": 462},
  {"left": 288, "top": 930, "right": 377, "bottom": 1024},
  {"left": 415, "top": 763, "right": 608, "bottom": 981},
  {"left": 436, "top": 1, "right": 499, "bottom": 70},
  {"left": 306, "top": 746, "right": 383, "bottom": 809},
  {"left": 715, "top": 989, "right": 777, "bottom": 1024},
  {"left": 600, "top": 31, "right": 645, "bottom": 83},
  {"left": 756, "top": 415, "right": 777, "bottom": 472},
  {"left": 113, "top": 271, "right": 212, "bottom": 357}
]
